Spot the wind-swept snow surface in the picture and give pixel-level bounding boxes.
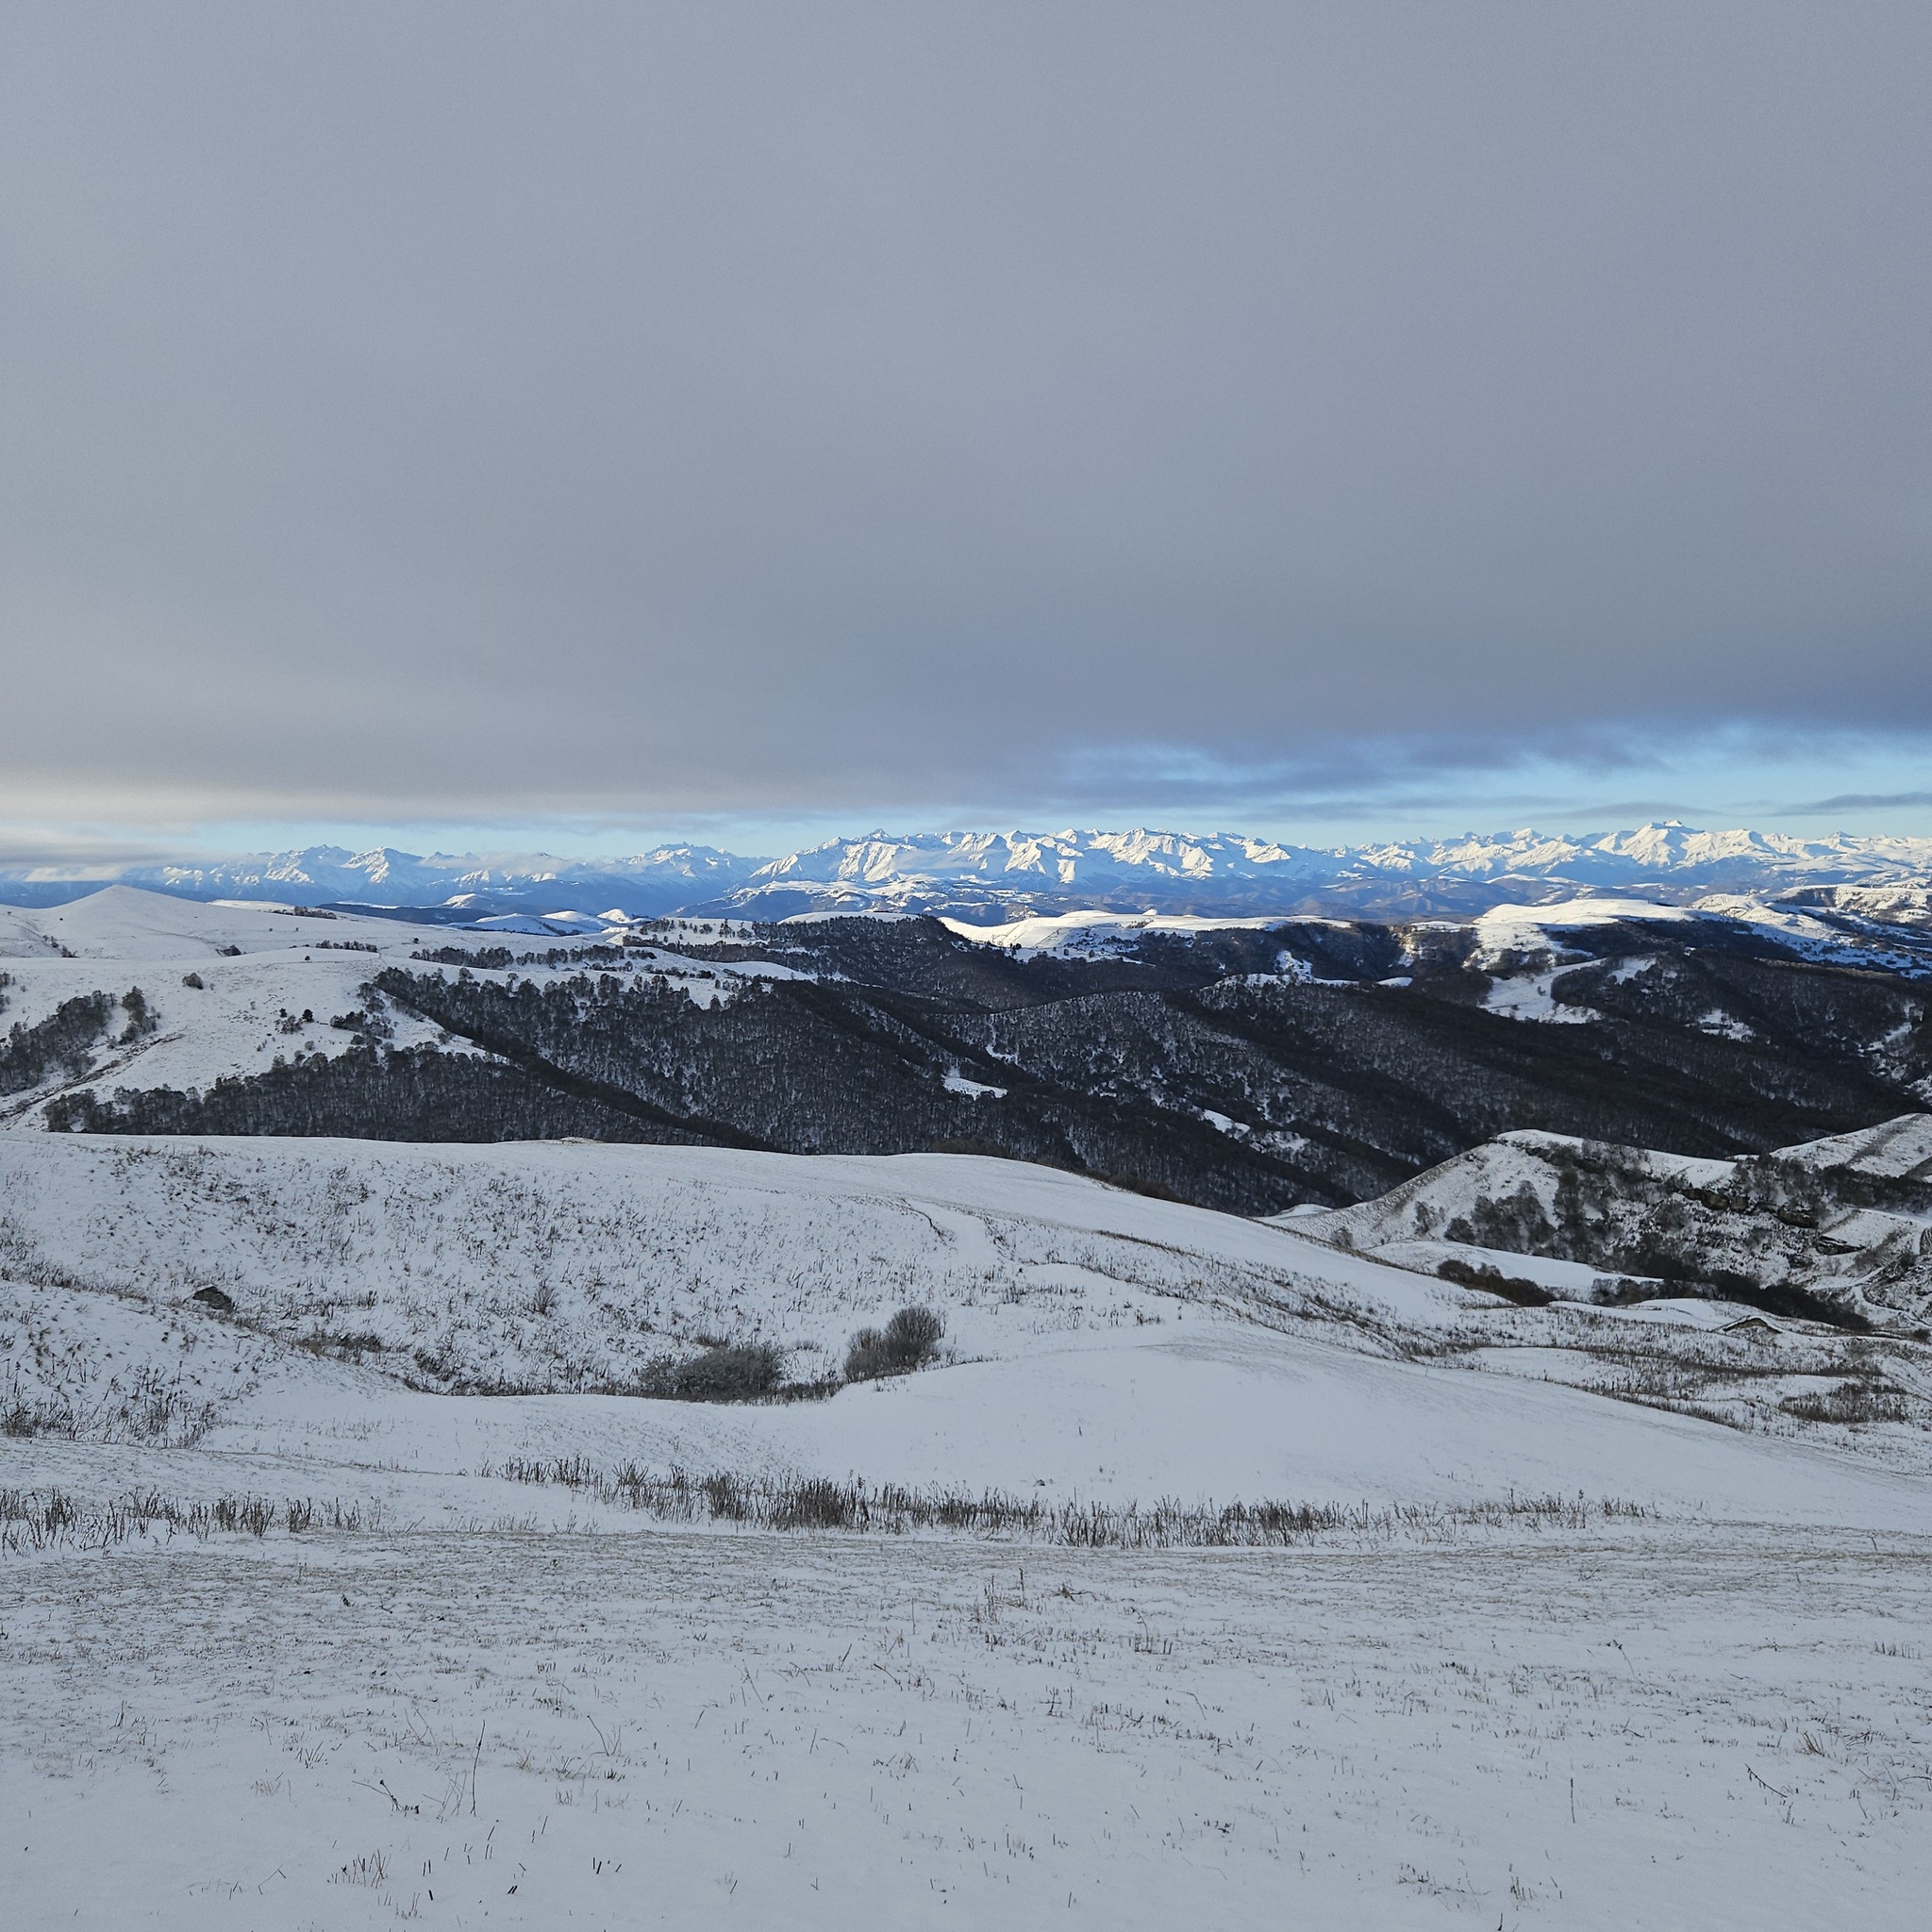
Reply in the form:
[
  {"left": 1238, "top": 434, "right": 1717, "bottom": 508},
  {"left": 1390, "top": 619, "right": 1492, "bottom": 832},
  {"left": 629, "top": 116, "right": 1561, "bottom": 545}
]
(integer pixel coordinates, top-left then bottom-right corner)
[{"left": 5, "top": 1527, "right": 1929, "bottom": 1930}]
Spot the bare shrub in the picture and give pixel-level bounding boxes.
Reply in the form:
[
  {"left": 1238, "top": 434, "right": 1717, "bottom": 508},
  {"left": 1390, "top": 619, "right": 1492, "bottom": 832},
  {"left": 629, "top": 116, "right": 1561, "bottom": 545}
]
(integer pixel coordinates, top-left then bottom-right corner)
[
  {"left": 844, "top": 1305, "right": 945, "bottom": 1382},
  {"left": 1098, "top": 1172, "right": 1183, "bottom": 1202},
  {"left": 1436, "top": 1257, "right": 1554, "bottom": 1307}
]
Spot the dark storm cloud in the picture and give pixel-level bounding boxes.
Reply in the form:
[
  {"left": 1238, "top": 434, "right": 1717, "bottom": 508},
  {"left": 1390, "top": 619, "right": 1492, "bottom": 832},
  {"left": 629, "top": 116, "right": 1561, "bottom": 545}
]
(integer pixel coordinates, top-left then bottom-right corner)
[{"left": 2, "top": 3, "right": 1928, "bottom": 826}]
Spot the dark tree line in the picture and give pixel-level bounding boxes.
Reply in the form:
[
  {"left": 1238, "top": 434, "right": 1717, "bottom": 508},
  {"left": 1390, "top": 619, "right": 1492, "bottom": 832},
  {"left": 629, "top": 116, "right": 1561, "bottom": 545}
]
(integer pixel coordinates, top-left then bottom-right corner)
[
  {"left": 45, "top": 1042, "right": 675, "bottom": 1144},
  {"left": 44, "top": 920, "right": 1932, "bottom": 1212}
]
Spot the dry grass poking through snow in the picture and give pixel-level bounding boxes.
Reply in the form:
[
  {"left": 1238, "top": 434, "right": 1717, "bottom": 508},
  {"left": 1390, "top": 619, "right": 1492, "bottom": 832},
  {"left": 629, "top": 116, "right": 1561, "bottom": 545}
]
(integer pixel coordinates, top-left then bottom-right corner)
[
  {"left": 2, "top": 1473, "right": 1655, "bottom": 1555},
  {"left": 0, "top": 1487, "right": 384, "bottom": 1553},
  {"left": 479, "top": 1457, "right": 1656, "bottom": 1546},
  {"left": 1, "top": 1525, "right": 1927, "bottom": 1929}
]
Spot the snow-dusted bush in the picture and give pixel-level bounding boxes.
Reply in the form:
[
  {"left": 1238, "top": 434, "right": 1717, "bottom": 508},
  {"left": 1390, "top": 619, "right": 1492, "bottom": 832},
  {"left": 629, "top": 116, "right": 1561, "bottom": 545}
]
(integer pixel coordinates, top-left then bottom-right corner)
[{"left": 641, "top": 1341, "right": 785, "bottom": 1402}]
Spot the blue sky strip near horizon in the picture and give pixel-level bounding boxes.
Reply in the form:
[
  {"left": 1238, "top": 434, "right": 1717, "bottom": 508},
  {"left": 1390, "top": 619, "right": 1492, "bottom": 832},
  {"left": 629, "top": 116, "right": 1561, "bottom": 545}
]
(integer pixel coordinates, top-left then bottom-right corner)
[
  {"left": 8, "top": 724, "right": 1932, "bottom": 873},
  {"left": 3, "top": 7, "right": 1929, "bottom": 869}
]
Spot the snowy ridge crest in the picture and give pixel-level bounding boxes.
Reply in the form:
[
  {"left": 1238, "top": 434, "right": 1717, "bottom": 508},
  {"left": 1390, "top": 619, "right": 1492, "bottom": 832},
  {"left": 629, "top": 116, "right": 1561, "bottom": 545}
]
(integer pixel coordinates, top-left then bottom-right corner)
[{"left": 7, "top": 821, "right": 1932, "bottom": 921}]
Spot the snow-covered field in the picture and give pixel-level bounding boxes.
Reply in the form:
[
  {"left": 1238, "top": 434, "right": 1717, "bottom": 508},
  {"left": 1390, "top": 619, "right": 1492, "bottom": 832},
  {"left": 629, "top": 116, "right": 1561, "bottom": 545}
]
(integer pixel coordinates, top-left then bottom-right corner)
[
  {"left": 6, "top": 1521, "right": 1928, "bottom": 1929},
  {"left": 2, "top": 1132, "right": 1930, "bottom": 1923}
]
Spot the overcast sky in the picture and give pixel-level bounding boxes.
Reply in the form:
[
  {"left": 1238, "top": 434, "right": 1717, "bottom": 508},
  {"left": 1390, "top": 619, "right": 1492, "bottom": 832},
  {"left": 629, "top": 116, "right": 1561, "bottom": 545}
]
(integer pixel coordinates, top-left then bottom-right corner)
[{"left": 3, "top": 3, "right": 1929, "bottom": 860}]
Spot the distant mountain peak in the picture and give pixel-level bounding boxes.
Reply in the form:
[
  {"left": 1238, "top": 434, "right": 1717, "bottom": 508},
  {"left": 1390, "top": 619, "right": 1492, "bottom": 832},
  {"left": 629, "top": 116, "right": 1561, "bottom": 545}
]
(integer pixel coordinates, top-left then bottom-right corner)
[{"left": 7, "top": 822, "right": 1932, "bottom": 923}]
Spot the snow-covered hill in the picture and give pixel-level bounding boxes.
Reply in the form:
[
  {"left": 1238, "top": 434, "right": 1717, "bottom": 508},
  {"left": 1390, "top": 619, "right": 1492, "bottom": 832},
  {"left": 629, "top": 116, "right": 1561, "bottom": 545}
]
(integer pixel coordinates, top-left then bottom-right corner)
[
  {"left": 6, "top": 1132, "right": 1929, "bottom": 1928},
  {"left": 7, "top": 887, "right": 1929, "bottom": 1229},
  {"left": 10, "top": 821, "right": 1932, "bottom": 922},
  {"left": 1284, "top": 1114, "right": 1932, "bottom": 1331},
  {"left": 0, "top": 889, "right": 795, "bottom": 1134},
  {"left": 5, "top": 1129, "right": 1930, "bottom": 1516}
]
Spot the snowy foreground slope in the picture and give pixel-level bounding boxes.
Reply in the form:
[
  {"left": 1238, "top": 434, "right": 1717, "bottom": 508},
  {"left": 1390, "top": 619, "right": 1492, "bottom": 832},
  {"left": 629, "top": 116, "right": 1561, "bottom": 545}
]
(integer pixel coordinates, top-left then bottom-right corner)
[
  {"left": 3, "top": 1132, "right": 1930, "bottom": 1925},
  {"left": 3, "top": 1131, "right": 1931, "bottom": 1513},
  {"left": 6, "top": 1525, "right": 1928, "bottom": 1930}
]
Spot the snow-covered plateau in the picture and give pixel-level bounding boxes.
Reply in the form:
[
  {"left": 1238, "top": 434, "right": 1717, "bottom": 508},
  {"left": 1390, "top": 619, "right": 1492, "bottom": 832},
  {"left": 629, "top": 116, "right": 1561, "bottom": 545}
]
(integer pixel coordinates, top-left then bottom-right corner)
[{"left": 2, "top": 890, "right": 1929, "bottom": 1926}]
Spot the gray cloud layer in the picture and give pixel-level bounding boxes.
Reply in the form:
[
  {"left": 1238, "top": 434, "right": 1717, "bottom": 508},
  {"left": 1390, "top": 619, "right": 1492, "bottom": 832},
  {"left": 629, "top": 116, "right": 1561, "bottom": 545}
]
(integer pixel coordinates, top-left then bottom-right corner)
[{"left": 3, "top": 3, "right": 1928, "bottom": 824}]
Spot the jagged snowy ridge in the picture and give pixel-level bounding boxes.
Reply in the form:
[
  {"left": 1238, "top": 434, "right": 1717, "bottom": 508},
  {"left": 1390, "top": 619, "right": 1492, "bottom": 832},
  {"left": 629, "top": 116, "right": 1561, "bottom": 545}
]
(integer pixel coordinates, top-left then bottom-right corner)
[{"left": 10, "top": 820, "right": 1932, "bottom": 921}]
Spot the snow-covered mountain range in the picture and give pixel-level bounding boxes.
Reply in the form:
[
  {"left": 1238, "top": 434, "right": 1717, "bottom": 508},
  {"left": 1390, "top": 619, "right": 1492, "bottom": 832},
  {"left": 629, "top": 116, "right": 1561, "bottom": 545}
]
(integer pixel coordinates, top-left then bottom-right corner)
[
  {"left": 720, "top": 824, "right": 1932, "bottom": 921},
  {"left": 0, "top": 842, "right": 759, "bottom": 917},
  {"left": 6, "top": 822, "right": 1932, "bottom": 923}
]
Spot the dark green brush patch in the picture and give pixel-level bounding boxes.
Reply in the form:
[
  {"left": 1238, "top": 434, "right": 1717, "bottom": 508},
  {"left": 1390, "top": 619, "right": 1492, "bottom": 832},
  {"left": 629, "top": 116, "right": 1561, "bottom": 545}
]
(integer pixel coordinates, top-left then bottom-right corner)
[{"left": 2, "top": 991, "right": 117, "bottom": 1095}]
